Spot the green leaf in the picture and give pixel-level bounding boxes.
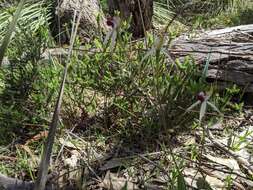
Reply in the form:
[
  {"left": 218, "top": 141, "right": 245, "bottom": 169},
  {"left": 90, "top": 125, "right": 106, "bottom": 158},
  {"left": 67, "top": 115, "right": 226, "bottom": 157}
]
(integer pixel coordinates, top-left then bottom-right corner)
[
  {"left": 0, "top": 0, "right": 25, "bottom": 66},
  {"left": 186, "top": 100, "right": 201, "bottom": 112},
  {"left": 177, "top": 171, "right": 187, "bottom": 190},
  {"left": 207, "top": 101, "right": 222, "bottom": 115},
  {"left": 0, "top": 2, "right": 51, "bottom": 41},
  {"left": 199, "top": 100, "right": 207, "bottom": 122},
  {"left": 34, "top": 2, "right": 83, "bottom": 189},
  {"left": 196, "top": 177, "right": 213, "bottom": 190},
  {"left": 121, "top": 181, "right": 128, "bottom": 190},
  {"left": 94, "top": 38, "right": 103, "bottom": 50},
  {"left": 201, "top": 49, "right": 212, "bottom": 81}
]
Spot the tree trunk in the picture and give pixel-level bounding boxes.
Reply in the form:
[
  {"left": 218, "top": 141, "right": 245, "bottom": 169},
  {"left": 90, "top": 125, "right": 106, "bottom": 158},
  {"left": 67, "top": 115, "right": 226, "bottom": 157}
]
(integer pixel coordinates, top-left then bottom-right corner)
[
  {"left": 107, "top": 0, "right": 153, "bottom": 38},
  {"left": 51, "top": 0, "right": 108, "bottom": 44}
]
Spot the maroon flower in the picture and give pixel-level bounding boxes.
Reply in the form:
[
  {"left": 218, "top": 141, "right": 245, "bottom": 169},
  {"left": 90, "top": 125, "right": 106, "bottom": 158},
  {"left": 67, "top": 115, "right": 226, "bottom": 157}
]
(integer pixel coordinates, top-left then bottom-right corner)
[
  {"left": 106, "top": 17, "right": 115, "bottom": 28},
  {"left": 196, "top": 91, "right": 206, "bottom": 102}
]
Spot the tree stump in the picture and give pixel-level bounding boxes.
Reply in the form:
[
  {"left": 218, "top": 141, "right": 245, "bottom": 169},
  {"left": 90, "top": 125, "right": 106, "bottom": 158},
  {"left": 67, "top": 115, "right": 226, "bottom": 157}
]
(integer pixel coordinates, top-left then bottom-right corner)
[
  {"left": 107, "top": 0, "right": 153, "bottom": 38},
  {"left": 51, "top": 0, "right": 108, "bottom": 44}
]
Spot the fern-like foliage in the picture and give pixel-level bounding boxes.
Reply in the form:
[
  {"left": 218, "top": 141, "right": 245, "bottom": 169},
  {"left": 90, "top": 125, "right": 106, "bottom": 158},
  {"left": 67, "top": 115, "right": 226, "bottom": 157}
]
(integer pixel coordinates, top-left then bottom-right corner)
[
  {"left": 153, "top": 0, "right": 252, "bottom": 24},
  {"left": 0, "top": 1, "right": 51, "bottom": 41}
]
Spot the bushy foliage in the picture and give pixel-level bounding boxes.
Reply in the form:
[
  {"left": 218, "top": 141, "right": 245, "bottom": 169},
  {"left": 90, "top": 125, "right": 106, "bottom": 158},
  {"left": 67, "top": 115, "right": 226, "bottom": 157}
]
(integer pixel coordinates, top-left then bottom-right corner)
[
  {"left": 62, "top": 22, "right": 210, "bottom": 143},
  {"left": 0, "top": 2, "right": 59, "bottom": 144},
  {"left": 0, "top": 1, "right": 249, "bottom": 187},
  {"left": 154, "top": 0, "right": 253, "bottom": 27},
  {"left": 1, "top": 0, "right": 249, "bottom": 145}
]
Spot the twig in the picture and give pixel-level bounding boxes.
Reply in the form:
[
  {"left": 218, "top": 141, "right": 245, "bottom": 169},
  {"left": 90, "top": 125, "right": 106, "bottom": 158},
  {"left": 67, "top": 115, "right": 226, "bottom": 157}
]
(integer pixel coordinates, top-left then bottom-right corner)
[
  {"left": 198, "top": 167, "right": 245, "bottom": 190},
  {"left": 205, "top": 125, "right": 253, "bottom": 175},
  {"left": 135, "top": 153, "right": 173, "bottom": 183}
]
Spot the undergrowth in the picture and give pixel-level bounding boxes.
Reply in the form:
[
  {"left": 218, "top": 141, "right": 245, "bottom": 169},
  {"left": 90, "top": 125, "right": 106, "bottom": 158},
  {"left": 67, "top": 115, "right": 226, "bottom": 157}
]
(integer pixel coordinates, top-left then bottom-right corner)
[{"left": 0, "top": 0, "right": 250, "bottom": 189}]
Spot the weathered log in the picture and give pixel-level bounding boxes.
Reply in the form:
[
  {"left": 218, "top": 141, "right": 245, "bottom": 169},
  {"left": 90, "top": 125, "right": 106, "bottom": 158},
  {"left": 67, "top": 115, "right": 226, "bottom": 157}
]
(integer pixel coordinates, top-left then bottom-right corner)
[
  {"left": 0, "top": 173, "right": 75, "bottom": 190},
  {"left": 170, "top": 24, "right": 253, "bottom": 92},
  {"left": 0, "top": 173, "right": 52, "bottom": 190}
]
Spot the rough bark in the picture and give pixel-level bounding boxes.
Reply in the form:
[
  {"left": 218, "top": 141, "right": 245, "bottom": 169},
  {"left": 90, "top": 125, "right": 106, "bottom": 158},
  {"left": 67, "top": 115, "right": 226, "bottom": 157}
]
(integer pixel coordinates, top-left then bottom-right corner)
[
  {"left": 51, "top": 0, "right": 108, "bottom": 44},
  {"left": 107, "top": 0, "right": 153, "bottom": 38},
  {"left": 170, "top": 24, "right": 253, "bottom": 92}
]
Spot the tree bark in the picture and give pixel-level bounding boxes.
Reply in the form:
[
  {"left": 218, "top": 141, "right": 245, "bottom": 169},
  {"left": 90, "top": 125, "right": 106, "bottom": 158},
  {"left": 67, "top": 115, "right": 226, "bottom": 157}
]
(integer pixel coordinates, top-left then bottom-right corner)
[
  {"left": 51, "top": 0, "right": 108, "bottom": 44},
  {"left": 107, "top": 0, "right": 153, "bottom": 38},
  {"left": 170, "top": 24, "right": 253, "bottom": 92}
]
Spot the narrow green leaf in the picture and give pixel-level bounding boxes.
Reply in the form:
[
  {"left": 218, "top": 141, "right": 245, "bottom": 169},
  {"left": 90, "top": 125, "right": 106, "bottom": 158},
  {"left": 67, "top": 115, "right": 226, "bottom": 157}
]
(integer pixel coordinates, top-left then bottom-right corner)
[
  {"left": 199, "top": 100, "right": 207, "bottom": 122},
  {"left": 0, "top": 0, "right": 25, "bottom": 66},
  {"left": 201, "top": 49, "right": 212, "bottom": 81},
  {"left": 186, "top": 100, "right": 201, "bottom": 112},
  {"left": 140, "top": 35, "right": 162, "bottom": 64},
  {"left": 207, "top": 101, "right": 222, "bottom": 115},
  {"left": 140, "top": 47, "right": 155, "bottom": 64},
  {"left": 121, "top": 181, "right": 128, "bottom": 190},
  {"left": 177, "top": 171, "right": 187, "bottom": 190},
  {"left": 110, "top": 30, "right": 117, "bottom": 50},
  {"left": 34, "top": 2, "right": 83, "bottom": 189},
  {"left": 196, "top": 177, "right": 213, "bottom": 190}
]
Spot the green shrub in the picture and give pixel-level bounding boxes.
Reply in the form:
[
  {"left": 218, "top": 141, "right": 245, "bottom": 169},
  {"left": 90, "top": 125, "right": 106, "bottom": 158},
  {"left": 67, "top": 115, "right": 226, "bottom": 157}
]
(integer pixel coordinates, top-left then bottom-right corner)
[
  {"left": 0, "top": 24, "right": 60, "bottom": 144},
  {"left": 63, "top": 22, "right": 209, "bottom": 143}
]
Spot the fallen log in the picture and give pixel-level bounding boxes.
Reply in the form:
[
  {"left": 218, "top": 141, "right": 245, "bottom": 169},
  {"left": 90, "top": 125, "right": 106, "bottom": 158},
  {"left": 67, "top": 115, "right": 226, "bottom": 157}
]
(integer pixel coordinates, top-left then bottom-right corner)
[
  {"left": 0, "top": 173, "right": 55, "bottom": 190},
  {"left": 170, "top": 24, "right": 253, "bottom": 92},
  {"left": 0, "top": 173, "right": 35, "bottom": 190}
]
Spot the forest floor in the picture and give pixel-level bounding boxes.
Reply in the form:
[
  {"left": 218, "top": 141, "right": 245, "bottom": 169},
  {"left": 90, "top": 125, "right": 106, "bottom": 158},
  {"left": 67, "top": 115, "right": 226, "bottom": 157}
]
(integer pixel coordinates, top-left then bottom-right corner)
[
  {"left": 0, "top": 1, "right": 253, "bottom": 189},
  {"left": 1, "top": 106, "right": 252, "bottom": 189}
]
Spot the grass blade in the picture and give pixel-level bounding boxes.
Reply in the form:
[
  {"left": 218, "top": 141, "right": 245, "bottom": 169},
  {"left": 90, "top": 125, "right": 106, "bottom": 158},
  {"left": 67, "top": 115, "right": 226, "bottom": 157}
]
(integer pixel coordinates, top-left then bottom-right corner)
[
  {"left": 186, "top": 100, "right": 201, "bottom": 112},
  {"left": 201, "top": 49, "right": 212, "bottom": 81},
  {"left": 199, "top": 100, "right": 207, "bottom": 123},
  {"left": 34, "top": 1, "right": 84, "bottom": 189},
  {"left": 177, "top": 171, "right": 187, "bottom": 190},
  {"left": 0, "top": 0, "right": 25, "bottom": 66},
  {"left": 207, "top": 101, "right": 222, "bottom": 115}
]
